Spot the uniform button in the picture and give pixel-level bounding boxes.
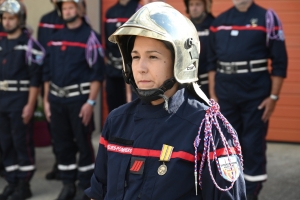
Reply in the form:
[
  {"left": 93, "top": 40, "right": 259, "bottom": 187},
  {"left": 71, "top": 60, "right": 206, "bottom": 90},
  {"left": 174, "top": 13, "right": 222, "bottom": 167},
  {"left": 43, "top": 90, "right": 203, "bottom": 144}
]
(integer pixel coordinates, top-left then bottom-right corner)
[
  {"left": 2, "top": 59, "right": 6, "bottom": 65},
  {"left": 61, "top": 46, "right": 67, "bottom": 51}
]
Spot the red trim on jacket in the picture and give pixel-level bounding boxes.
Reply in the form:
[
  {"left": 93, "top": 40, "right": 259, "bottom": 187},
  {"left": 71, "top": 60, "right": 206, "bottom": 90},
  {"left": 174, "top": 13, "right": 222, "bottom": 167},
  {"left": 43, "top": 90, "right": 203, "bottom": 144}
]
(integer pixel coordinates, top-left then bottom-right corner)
[
  {"left": 210, "top": 25, "right": 280, "bottom": 33},
  {"left": 99, "top": 136, "right": 237, "bottom": 162},
  {"left": 47, "top": 41, "right": 102, "bottom": 49},
  {"left": 105, "top": 18, "right": 129, "bottom": 23},
  {"left": 39, "top": 23, "right": 64, "bottom": 29}
]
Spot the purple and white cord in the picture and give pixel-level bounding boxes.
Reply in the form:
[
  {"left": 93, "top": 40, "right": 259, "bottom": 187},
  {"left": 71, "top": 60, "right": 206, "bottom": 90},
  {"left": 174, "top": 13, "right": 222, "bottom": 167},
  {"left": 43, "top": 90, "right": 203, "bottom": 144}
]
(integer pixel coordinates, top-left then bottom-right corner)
[
  {"left": 193, "top": 99, "right": 243, "bottom": 193},
  {"left": 266, "top": 9, "right": 284, "bottom": 46},
  {"left": 86, "top": 31, "right": 104, "bottom": 67},
  {"left": 136, "top": 3, "right": 142, "bottom": 11},
  {"left": 24, "top": 30, "right": 46, "bottom": 66}
]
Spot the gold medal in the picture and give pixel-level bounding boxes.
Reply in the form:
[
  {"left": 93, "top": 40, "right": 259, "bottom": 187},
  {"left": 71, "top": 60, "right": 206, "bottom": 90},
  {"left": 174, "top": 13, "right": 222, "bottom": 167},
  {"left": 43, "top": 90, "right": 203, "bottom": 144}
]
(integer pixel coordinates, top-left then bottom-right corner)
[{"left": 158, "top": 163, "right": 167, "bottom": 176}]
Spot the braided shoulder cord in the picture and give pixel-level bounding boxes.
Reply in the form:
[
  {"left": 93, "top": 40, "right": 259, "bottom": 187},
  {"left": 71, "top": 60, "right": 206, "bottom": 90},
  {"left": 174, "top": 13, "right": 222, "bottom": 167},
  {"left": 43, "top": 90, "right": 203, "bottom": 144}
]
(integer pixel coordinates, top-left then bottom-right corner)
[
  {"left": 266, "top": 9, "right": 284, "bottom": 46},
  {"left": 86, "top": 31, "right": 104, "bottom": 67},
  {"left": 25, "top": 30, "right": 46, "bottom": 66},
  {"left": 193, "top": 100, "right": 243, "bottom": 193}
]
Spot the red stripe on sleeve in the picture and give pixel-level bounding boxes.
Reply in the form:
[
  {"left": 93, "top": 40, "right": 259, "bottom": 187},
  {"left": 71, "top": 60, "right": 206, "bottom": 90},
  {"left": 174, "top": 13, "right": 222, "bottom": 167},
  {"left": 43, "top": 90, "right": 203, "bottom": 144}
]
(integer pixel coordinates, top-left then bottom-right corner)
[
  {"left": 210, "top": 25, "right": 279, "bottom": 33},
  {"left": 47, "top": 41, "right": 87, "bottom": 48},
  {"left": 99, "top": 136, "right": 108, "bottom": 148},
  {"left": 105, "top": 18, "right": 129, "bottom": 23},
  {"left": 39, "top": 23, "right": 64, "bottom": 29}
]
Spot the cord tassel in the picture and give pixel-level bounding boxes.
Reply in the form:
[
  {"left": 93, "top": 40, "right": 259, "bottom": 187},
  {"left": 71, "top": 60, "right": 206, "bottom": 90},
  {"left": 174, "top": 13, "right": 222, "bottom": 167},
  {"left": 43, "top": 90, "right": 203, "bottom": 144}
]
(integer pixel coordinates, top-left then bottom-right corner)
[{"left": 193, "top": 99, "right": 243, "bottom": 191}]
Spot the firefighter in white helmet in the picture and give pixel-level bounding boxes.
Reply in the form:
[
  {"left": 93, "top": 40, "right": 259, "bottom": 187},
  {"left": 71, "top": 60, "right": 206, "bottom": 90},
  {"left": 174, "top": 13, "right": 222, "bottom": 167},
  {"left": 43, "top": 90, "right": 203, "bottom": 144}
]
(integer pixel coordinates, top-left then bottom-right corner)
[
  {"left": 0, "top": 0, "right": 44, "bottom": 199},
  {"left": 43, "top": 0, "right": 104, "bottom": 199}
]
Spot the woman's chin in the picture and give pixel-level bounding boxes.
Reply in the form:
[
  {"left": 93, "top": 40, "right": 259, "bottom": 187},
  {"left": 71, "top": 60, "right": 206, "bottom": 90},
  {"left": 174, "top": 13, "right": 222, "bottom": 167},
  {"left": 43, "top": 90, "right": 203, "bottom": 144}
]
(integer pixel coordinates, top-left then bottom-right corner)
[{"left": 137, "top": 85, "right": 156, "bottom": 90}]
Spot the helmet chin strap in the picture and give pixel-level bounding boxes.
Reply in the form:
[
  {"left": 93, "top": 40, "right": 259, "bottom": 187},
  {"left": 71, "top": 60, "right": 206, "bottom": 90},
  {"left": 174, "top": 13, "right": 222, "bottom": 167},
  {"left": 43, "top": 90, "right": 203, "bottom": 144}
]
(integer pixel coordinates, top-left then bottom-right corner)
[
  {"left": 191, "top": 12, "right": 207, "bottom": 24},
  {"left": 192, "top": 82, "right": 211, "bottom": 106},
  {"left": 4, "top": 25, "right": 20, "bottom": 34},
  {"left": 130, "top": 77, "right": 176, "bottom": 111},
  {"left": 64, "top": 14, "right": 79, "bottom": 23}
]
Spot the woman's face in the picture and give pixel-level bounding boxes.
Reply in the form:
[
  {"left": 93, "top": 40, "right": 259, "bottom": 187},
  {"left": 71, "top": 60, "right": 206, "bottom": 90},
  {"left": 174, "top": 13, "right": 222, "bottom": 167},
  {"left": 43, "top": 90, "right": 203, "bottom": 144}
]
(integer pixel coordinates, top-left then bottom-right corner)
[{"left": 131, "top": 36, "right": 174, "bottom": 90}]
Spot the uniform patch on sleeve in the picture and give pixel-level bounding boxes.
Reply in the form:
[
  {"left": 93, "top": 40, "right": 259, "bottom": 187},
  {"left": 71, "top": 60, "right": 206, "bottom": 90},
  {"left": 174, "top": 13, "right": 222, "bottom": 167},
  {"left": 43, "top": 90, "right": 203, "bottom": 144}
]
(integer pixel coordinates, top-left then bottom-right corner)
[
  {"left": 130, "top": 157, "right": 145, "bottom": 175},
  {"left": 218, "top": 155, "right": 240, "bottom": 182}
]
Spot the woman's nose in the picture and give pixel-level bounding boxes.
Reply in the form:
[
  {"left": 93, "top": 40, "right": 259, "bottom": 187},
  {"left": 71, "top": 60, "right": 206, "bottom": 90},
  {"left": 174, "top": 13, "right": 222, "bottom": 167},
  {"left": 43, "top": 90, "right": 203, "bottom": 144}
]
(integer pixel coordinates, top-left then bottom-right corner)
[{"left": 136, "top": 58, "right": 148, "bottom": 74}]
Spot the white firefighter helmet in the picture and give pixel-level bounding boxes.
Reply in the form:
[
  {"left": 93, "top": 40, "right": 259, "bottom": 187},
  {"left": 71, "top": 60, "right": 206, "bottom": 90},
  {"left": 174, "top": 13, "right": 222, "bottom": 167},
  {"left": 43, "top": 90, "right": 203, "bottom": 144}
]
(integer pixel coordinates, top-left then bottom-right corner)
[
  {"left": 109, "top": 2, "right": 210, "bottom": 105},
  {"left": 0, "top": 0, "right": 26, "bottom": 27},
  {"left": 56, "top": 0, "right": 86, "bottom": 17}
]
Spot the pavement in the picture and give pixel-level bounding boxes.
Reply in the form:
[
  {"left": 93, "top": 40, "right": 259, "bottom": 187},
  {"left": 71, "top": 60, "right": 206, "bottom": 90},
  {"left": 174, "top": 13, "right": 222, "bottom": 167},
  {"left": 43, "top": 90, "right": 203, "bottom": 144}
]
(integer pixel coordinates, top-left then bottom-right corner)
[{"left": 1, "top": 134, "right": 300, "bottom": 200}]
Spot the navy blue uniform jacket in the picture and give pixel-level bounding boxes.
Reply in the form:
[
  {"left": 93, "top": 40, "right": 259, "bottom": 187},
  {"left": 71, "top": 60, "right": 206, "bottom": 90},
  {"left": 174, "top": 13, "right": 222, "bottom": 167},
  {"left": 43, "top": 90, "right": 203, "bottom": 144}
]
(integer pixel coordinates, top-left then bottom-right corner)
[
  {"left": 43, "top": 22, "right": 104, "bottom": 104},
  {"left": 37, "top": 9, "right": 64, "bottom": 49},
  {"left": 0, "top": 32, "right": 43, "bottom": 112},
  {"left": 207, "top": 3, "right": 288, "bottom": 99},
  {"left": 195, "top": 14, "right": 215, "bottom": 77},
  {"left": 85, "top": 88, "right": 246, "bottom": 200}
]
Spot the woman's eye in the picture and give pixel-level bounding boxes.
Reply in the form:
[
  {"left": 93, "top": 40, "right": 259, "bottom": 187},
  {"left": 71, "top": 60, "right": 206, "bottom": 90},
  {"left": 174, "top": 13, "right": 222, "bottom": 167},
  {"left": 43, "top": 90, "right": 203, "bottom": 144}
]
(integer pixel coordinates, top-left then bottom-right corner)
[
  {"left": 132, "top": 56, "right": 139, "bottom": 60},
  {"left": 150, "top": 55, "right": 157, "bottom": 59}
]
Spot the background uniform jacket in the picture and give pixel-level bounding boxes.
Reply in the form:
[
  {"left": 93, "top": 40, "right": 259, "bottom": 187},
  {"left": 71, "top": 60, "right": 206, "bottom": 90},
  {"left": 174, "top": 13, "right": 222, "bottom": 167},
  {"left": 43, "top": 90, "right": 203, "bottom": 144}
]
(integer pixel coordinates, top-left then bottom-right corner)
[
  {"left": 104, "top": 0, "right": 141, "bottom": 78},
  {"left": 194, "top": 14, "right": 215, "bottom": 96},
  {"left": 207, "top": 2, "right": 288, "bottom": 101},
  {"left": 37, "top": 9, "right": 64, "bottom": 49},
  {"left": 43, "top": 22, "right": 104, "bottom": 104},
  {"left": 0, "top": 31, "right": 43, "bottom": 112}
]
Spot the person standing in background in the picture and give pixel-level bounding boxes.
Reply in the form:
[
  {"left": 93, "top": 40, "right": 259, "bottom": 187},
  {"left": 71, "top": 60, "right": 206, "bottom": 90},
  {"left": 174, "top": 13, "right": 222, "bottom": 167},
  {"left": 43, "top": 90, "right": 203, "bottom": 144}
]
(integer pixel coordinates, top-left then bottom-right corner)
[
  {"left": 37, "top": 0, "right": 65, "bottom": 182},
  {"left": 43, "top": 0, "right": 104, "bottom": 199},
  {"left": 38, "top": 0, "right": 64, "bottom": 49},
  {"left": 207, "top": 0, "right": 288, "bottom": 199},
  {"left": 184, "top": 0, "right": 214, "bottom": 97},
  {"left": 0, "top": 0, "right": 6, "bottom": 181},
  {"left": 0, "top": 0, "right": 44, "bottom": 199},
  {"left": 104, "top": 0, "right": 141, "bottom": 111}
]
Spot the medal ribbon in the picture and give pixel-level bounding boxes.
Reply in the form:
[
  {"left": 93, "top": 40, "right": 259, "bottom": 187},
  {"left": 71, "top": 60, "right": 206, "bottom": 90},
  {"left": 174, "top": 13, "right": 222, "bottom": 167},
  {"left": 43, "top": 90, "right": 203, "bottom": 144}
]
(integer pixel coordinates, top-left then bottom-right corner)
[{"left": 159, "top": 144, "right": 174, "bottom": 162}]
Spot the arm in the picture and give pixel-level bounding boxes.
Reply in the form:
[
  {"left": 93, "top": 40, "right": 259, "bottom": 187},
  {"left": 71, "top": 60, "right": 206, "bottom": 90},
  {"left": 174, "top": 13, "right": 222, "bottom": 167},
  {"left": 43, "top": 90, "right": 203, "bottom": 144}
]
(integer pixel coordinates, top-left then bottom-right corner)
[
  {"left": 258, "top": 13, "right": 288, "bottom": 122},
  {"left": 22, "top": 87, "right": 39, "bottom": 124},
  {"left": 79, "top": 32, "right": 105, "bottom": 126},
  {"left": 85, "top": 119, "right": 110, "bottom": 199},
  {"left": 79, "top": 81, "right": 101, "bottom": 126},
  {"left": 23, "top": 44, "right": 44, "bottom": 124},
  {"left": 43, "top": 81, "right": 51, "bottom": 122},
  {"left": 208, "top": 71, "right": 217, "bottom": 102},
  {"left": 43, "top": 45, "right": 51, "bottom": 122},
  {"left": 258, "top": 76, "right": 284, "bottom": 122}
]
